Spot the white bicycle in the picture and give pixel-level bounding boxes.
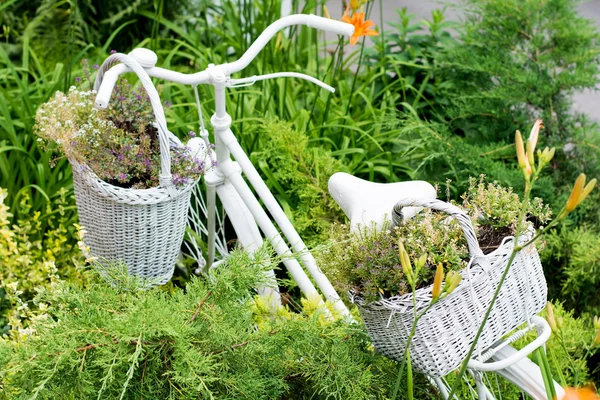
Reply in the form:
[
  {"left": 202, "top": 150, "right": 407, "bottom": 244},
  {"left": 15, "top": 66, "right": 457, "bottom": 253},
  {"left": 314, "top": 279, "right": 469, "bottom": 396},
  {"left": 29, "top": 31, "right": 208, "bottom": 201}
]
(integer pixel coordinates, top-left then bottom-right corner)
[{"left": 94, "top": 14, "right": 564, "bottom": 400}]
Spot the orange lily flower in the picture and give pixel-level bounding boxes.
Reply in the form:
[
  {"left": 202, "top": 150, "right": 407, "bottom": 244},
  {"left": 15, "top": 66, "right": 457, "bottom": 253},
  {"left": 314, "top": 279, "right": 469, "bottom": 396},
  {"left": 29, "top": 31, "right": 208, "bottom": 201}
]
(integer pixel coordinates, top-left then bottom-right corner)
[
  {"left": 562, "top": 387, "right": 600, "bottom": 400},
  {"left": 342, "top": 8, "right": 378, "bottom": 45}
]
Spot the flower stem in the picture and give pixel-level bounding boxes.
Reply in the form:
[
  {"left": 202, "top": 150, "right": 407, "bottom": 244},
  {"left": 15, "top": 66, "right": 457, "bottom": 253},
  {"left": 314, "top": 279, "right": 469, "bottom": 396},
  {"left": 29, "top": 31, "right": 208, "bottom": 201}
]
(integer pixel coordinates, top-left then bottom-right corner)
[
  {"left": 447, "top": 187, "right": 534, "bottom": 398},
  {"left": 390, "top": 300, "right": 436, "bottom": 400},
  {"left": 535, "top": 347, "right": 557, "bottom": 400}
]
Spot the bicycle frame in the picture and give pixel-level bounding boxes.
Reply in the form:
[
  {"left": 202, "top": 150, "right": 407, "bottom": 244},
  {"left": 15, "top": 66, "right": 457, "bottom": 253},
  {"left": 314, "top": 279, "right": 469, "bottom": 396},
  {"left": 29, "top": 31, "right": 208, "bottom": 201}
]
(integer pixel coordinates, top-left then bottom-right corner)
[
  {"left": 93, "top": 14, "right": 566, "bottom": 398},
  {"left": 94, "top": 14, "right": 355, "bottom": 317}
]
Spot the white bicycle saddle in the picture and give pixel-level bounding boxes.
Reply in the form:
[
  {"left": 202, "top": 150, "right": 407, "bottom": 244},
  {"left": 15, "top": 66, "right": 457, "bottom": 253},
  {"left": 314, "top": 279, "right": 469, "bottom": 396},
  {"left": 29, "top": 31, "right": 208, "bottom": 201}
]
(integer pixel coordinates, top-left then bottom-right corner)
[{"left": 328, "top": 172, "right": 437, "bottom": 231}]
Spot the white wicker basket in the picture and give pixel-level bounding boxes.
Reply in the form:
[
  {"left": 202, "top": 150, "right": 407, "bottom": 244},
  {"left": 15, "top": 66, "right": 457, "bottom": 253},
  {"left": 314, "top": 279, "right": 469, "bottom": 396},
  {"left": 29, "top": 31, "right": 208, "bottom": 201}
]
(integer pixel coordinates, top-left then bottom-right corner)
[
  {"left": 72, "top": 53, "right": 197, "bottom": 285},
  {"left": 354, "top": 198, "right": 547, "bottom": 377}
]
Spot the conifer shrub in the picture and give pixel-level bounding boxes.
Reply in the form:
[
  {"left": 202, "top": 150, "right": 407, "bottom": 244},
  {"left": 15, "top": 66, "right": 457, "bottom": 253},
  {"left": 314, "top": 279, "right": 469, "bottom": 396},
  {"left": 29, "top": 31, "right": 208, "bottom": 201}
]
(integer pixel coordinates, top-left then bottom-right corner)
[
  {"left": 541, "top": 227, "right": 600, "bottom": 317},
  {"left": 0, "top": 248, "right": 441, "bottom": 399},
  {"left": 437, "top": 0, "right": 600, "bottom": 143},
  {"left": 251, "top": 120, "right": 347, "bottom": 245}
]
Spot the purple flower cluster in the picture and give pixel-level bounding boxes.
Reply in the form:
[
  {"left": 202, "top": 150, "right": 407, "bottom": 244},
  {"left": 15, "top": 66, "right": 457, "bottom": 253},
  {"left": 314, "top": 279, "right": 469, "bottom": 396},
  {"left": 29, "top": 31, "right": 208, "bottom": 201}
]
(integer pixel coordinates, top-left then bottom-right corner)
[{"left": 67, "top": 73, "right": 204, "bottom": 189}]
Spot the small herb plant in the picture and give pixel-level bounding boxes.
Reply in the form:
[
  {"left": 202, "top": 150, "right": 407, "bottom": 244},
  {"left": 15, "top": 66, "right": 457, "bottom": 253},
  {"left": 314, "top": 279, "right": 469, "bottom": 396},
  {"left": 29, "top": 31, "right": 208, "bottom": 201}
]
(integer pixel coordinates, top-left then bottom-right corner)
[
  {"left": 34, "top": 62, "right": 204, "bottom": 189},
  {"left": 320, "top": 178, "right": 551, "bottom": 303}
]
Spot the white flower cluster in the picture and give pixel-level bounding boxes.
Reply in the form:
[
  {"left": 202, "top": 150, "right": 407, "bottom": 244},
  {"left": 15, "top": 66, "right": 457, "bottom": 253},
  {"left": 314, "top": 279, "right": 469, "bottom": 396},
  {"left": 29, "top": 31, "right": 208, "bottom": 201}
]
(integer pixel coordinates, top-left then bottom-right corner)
[{"left": 35, "top": 88, "right": 121, "bottom": 164}]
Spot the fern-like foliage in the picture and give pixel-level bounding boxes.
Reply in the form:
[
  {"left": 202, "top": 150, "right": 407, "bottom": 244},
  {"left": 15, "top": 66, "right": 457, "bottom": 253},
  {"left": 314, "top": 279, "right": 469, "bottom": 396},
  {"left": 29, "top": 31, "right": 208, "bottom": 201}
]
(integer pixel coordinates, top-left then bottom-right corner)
[
  {"left": 251, "top": 119, "right": 348, "bottom": 245},
  {"left": 0, "top": 247, "right": 441, "bottom": 399}
]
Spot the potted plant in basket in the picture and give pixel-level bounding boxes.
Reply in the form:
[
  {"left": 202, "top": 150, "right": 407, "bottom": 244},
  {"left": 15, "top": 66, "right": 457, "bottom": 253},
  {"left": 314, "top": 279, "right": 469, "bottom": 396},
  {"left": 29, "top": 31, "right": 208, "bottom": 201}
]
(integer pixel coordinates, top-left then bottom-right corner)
[
  {"left": 321, "top": 176, "right": 552, "bottom": 377},
  {"left": 34, "top": 56, "right": 205, "bottom": 285}
]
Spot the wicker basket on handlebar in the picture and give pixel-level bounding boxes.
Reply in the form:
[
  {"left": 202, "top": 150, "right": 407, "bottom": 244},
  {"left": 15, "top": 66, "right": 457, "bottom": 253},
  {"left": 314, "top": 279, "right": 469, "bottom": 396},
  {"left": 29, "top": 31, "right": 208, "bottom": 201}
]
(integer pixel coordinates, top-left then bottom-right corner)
[
  {"left": 353, "top": 198, "right": 547, "bottom": 378},
  {"left": 72, "top": 53, "right": 196, "bottom": 285}
]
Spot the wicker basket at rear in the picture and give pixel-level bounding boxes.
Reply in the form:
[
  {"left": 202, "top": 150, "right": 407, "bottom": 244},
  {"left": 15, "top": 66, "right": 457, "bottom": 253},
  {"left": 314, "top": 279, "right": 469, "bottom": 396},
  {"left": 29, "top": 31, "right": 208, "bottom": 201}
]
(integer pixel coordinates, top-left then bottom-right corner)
[
  {"left": 353, "top": 198, "right": 547, "bottom": 378},
  {"left": 72, "top": 53, "right": 197, "bottom": 285}
]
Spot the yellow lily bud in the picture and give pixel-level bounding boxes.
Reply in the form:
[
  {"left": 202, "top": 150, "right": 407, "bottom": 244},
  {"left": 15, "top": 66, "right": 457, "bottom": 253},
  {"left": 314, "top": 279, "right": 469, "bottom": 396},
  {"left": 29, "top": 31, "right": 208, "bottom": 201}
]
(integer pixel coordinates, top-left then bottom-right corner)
[
  {"left": 350, "top": 0, "right": 368, "bottom": 11},
  {"left": 528, "top": 119, "right": 543, "bottom": 152},
  {"left": 577, "top": 178, "right": 596, "bottom": 206},
  {"left": 415, "top": 254, "right": 427, "bottom": 275},
  {"left": 566, "top": 174, "right": 586, "bottom": 213},
  {"left": 446, "top": 271, "right": 462, "bottom": 294},
  {"left": 595, "top": 329, "right": 600, "bottom": 346},
  {"left": 526, "top": 140, "right": 535, "bottom": 171},
  {"left": 524, "top": 160, "right": 532, "bottom": 181},
  {"left": 431, "top": 264, "right": 444, "bottom": 300},
  {"left": 594, "top": 315, "right": 600, "bottom": 330},
  {"left": 323, "top": 5, "right": 331, "bottom": 19},
  {"left": 546, "top": 302, "right": 558, "bottom": 333},
  {"left": 398, "top": 240, "right": 414, "bottom": 285},
  {"left": 515, "top": 130, "right": 527, "bottom": 170},
  {"left": 544, "top": 147, "right": 555, "bottom": 163}
]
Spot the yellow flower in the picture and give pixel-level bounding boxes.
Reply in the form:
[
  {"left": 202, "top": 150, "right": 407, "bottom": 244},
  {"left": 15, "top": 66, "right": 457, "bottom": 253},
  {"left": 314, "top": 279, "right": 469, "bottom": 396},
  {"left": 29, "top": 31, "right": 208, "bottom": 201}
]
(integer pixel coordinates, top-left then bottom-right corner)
[
  {"left": 578, "top": 178, "right": 596, "bottom": 207},
  {"left": 350, "top": 0, "right": 369, "bottom": 11},
  {"left": 398, "top": 240, "right": 414, "bottom": 286},
  {"left": 342, "top": 9, "right": 378, "bottom": 45},
  {"left": 526, "top": 139, "right": 535, "bottom": 171},
  {"left": 515, "top": 130, "right": 526, "bottom": 169},
  {"left": 566, "top": 173, "right": 587, "bottom": 213},
  {"left": 444, "top": 270, "right": 462, "bottom": 294},
  {"left": 538, "top": 146, "right": 555, "bottom": 165}
]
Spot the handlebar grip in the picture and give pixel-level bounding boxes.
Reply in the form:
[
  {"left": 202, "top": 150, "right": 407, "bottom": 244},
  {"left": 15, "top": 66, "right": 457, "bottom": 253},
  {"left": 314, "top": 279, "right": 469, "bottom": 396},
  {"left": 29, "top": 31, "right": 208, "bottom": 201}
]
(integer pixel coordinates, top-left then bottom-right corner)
[
  {"left": 306, "top": 14, "right": 354, "bottom": 37},
  {"left": 94, "top": 66, "right": 122, "bottom": 109}
]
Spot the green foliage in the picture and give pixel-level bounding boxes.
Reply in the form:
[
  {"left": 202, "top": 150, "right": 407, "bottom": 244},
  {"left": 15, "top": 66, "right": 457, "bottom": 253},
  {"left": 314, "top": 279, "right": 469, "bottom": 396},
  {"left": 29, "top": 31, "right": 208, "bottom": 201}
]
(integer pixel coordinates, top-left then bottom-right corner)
[
  {"left": 0, "top": 39, "right": 79, "bottom": 224},
  {"left": 541, "top": 226, "right": 600, "bottom": 316},
  {"left": 389, "top": 0, "right": 600, "bottom": 229},
  {"left": 250, "top": 119, "right": 347, "bottom": 244},
  {"left": 0, "top": 187, "right": 87, "bottom": 335},
  {"left": 537, "top": 302, "right": 596, "bottom": 387},
  {"left": 1, "top": 0, "right": 191, "bottom": 68},
  {"left": 437, "top": 0, "right": 600, "bottom": 143},
  {"left": 0, "top": 248, "right": 440, "bottom": 399},
  {"left": 367, "top": 7, "right": 457, "bottom": 118}
]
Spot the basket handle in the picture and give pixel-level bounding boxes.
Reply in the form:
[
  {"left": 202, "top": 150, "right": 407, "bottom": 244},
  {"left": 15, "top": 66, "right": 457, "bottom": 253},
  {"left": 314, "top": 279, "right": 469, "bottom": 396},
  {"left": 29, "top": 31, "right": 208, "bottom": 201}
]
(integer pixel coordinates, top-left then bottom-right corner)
[
  {"left": 392, "top": 198, "right": 484, "bottom": 259},
  {"left": 93, "top": 53, "right": 174, "bottom": 191}
]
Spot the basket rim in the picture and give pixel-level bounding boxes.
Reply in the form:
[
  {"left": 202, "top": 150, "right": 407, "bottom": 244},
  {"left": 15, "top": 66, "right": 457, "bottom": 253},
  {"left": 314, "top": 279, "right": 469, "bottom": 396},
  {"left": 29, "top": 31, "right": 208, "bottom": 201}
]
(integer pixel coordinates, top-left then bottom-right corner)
[
  {"left": 351, "top": 225, "right": 536, "bottom": 311},
  {"left": 71, "top": 149, "right": 198, "bottom": 205}
]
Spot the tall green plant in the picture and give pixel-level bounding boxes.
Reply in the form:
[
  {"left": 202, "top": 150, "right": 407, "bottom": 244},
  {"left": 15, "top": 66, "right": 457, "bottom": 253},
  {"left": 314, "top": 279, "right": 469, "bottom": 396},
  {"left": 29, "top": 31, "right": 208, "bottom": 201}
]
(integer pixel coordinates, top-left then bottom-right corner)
[
  {"left": 0, "top": 43, "right": 78, "bottom": 224},
  {"left": 437, "top": 0, "right": 600, "bottom": 142}
]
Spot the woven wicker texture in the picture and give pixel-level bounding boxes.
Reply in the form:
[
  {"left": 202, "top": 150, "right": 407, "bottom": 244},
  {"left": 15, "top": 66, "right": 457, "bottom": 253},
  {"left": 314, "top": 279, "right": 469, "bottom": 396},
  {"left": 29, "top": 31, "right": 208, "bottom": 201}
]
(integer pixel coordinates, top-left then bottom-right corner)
[
  {"left": 72, "top": 53, "right": 197, "bottom": 284},
  {"left": 355, "top": 198, "right": 547, "bottom": 377}
]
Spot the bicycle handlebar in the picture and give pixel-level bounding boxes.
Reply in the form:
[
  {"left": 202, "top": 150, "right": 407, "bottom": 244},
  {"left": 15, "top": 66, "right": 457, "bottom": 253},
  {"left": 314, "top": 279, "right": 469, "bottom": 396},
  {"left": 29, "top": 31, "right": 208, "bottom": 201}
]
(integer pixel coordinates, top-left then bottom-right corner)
[
  {"left": 227, "top": 14, "right": 353, "bottom": 75},
  {"left": 94, "top": 14, "right": 354, "bottom": 109}
]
